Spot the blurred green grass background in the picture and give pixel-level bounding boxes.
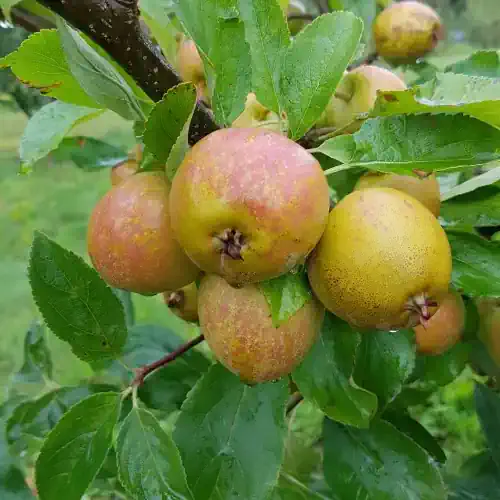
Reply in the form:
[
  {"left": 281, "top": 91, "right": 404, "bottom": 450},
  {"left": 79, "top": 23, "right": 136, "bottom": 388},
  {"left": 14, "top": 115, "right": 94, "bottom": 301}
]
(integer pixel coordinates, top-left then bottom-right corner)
[{"left": 0, "top": 109, "right": 201, "bottom": 394}]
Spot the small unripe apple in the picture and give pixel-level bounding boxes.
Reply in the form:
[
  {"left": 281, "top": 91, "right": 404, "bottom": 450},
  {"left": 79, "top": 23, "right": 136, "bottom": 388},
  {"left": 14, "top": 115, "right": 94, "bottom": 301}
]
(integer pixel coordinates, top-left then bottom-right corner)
[
  {"left": 177, "top": 39, "right": 210, "bottom": 104},
  {"left": 492, "top": 231, "right": 500, "bottom": 242},
  {"left": 110, "top": 145, "right": 143, "bottom": 186},
  {"left": 476, "top": 298, "right": 500, "bottom": 365},
  {"left": 287, "top": 0, "right": 310, "bottom": 35},
  {"left": 413, "top": 290, "right": 465, "bottom": 355},
  {"left": 315, "top": 65, "right": 406, "bottom": 133},
  {"left": 232, "top": 93, "right": 282, "bottom": 133},
  {"left": 355, "top": 171, "right": 441, "bottom": 217},
  {"left": 163, "top": 282, "right": 199, "bottom": 323},
  {"left": 374, "top": 1, "right": 444, "bottom": 63},
  {"left": 110, "top": 159, "right": 138, "bottom": 187}
]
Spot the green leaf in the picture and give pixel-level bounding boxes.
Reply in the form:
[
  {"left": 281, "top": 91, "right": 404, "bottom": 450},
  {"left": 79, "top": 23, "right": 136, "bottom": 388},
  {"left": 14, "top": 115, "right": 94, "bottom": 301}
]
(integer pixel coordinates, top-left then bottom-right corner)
[
  {"left": 6, "top": 385, "right": 118, "bottom": 455},
  {"left": 339, "top": 0, "right": 377, "bottom": 46},
  {"left": 8, "top": 321, "right": 52, "bottom": 398},
  {"left": 447, "top": 231, "right": 500, "bottom": 297},
  {"left": 140, "top": 0, "right": 179, "bottom": 66},
  {"left": 174, "top": 364, "right": 288, "bottom": 500},
  {"left": 173, "top": 1, "right": 252, "bottom": 125},
  {"left": 29, "top": 232, "right": 127, "bottom": 363},
  {"left": 211, "top": 18, "right": 252, "bottom": 125},
  {"left": 20, "top": 101, "right": 103, "bottom": 168},
  {"left": 82, "top": 33, "right": 152, "bottom": 109},
  {"left": 172, "top": 0, "right": 237, "bottom": 58},
  {"left": 280, "top": 12, "right": 363, "bottom": 139},
  {"left": 51, "top": 136, "right": 128, "bottom": 170},
  {"left": 56, "top": 19, "right": 145, "bottom": 121},
  {"left": 459, "top": 451, "right": 499, "bottom": 478},
  {"left": 412, "top": 342, "right": 469, "bottom": 388},
  {"left": 314, "top": 114, "right": 500, "bottom": 174},
  {"left": 273, "top": 474, "right": 331, "bottom": 500},
  {"left": 449, "top": 476, "right": 500, "bottom": 500},
  {"left": 283, "top": 402, "right": 323, "bottom": 482},
  {"left": 112, "top": 289, "right": 135, "bottom": 328},
  {"left": 116, "top": 407, "right": 193, "bottom": 500},
  {"left": 0, "top": 29, "right": 100, "bottom": 108},
  {"left": 119, "top": 325, "right": 209, "bottom": 412},
  {"left": 475, "top": 384, "right": 500, "bottom": 470},
  {"left": 354, "top": 330, "right": 416, "bottom": 409},
  {"left": 0, "top": 0, "right": 22, "bottom": 17},
  {"left": 260, "top": 270, "right": 313, "bottom": 327},
  {"left": 383, "top": 412, "right": 447, "bottom": 464},
  {"left": 372, "top": 73, "right": 500, "bottom": 130},
  {"left": 35, "top": 393, "right": 121, "bottom": 500},
  {"left": 323, "top": 418, "right": 447, "bottom": 500},
  {"left": 142, "top": 83, "right": 197, "bottom": 180},
  {"left": 292, "top": 313, "right": 378, "bottom": 428},
  {"left": 238, "top": 0, "right": 290, "bottom": 113},
  {"left": 446, "top": 50, "right": 500, "bottom": 78},
  {"left": 0, "top": 408, "right": 34, "bottom": 500},
  {"left": 442, "top": 165, "right": 500, "bottom": 201},
  {"left": 388, "top": 386, "right": 434, "bottom": 411},
  {"left": 448, "top": 451, "right": 500, "bottom": 499},
  {"left": 441, "top": 186, "right": 500, "bottom": 228}
]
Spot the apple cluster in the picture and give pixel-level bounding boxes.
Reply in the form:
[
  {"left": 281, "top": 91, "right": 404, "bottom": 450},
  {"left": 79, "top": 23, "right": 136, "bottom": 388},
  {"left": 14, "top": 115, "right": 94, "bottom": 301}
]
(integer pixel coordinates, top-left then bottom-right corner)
[{"left": 87, "top": 1, "right": 472, "bottom": 384}]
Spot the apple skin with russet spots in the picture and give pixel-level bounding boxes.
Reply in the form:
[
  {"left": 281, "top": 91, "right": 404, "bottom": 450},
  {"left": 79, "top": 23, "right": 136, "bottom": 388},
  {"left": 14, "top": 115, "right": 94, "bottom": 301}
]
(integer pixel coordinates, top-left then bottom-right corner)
[{"left": 169, "top": 128, "right": 330, "bottom": 286}]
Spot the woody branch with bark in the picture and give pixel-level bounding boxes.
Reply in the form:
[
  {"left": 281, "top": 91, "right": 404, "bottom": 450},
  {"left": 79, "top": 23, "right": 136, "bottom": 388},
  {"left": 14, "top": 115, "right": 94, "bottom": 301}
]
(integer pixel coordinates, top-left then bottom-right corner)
[{"left": 36, "top": 0, "right": 218, "bottom": 143}]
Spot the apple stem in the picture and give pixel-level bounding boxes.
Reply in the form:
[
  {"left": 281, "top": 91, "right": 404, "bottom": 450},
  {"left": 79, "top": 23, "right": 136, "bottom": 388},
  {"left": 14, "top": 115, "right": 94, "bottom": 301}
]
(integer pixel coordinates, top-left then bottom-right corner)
[
  {"left": 132, "top": 334, "right": 205, "bottom": 386},
  {"left": 286, "top": 392, "right": 304, "bottom": 415},
  {"left": 287, "top": 13, "right": 315, "bottom": 21}
]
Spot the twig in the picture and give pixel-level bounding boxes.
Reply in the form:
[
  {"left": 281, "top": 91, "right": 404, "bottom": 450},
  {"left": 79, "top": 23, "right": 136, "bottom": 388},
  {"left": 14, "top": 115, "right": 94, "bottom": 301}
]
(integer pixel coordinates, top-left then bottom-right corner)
[
  {"left": 286, "top": 392, "right": 304, "bottom": 415},
  {"left": 297, "top": 127, "right": 334, "bottom": 149},
  {"left": 9, "top": 7, "right": 55, "bottom": 31},
  {"left": 36, "top": 0, "right": 218, "bottom": 144},
  {"left": 287, "top": 13, "right": 316, "bottom": 22},
  {"left": 315, "top": 0, "right": 330, "bottom": 14},
  {"left": 132, "top": 334, "right": 205, "bottom": 386},
  {"left": 348, "top": 52, "right": 379, "bottom": 70}
]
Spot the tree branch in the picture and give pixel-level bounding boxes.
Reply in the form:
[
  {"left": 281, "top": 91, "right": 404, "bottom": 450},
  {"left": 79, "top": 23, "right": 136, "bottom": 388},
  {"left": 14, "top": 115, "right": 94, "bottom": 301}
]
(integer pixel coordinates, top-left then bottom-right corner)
[
  {"left": 348, "top": 52, "right": 379, "bottom": 70},
  {"left": 8, "top": 7, "right": 54, "bottom": 31},
  {"left": 36, "top": 0, "right": 218, "bottom": 143},
  {"left": 316, "top": 0, "right": 330, "bottom": 14},
  {"left": 132, "top": 334, "right": 205, "bottom": 386},
  {"left": 286, "top": 392, "right": 304, "bottom": 415},
  {"left": 287, "top": 13, "right": 316, "bottom": 22}
]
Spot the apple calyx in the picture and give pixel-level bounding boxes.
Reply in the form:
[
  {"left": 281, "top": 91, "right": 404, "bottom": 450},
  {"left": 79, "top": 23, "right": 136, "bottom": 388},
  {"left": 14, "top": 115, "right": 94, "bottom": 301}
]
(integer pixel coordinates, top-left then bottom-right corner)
[
  {"left": 213, "top": 228, "right": 245, "bottom": 260},
  {"left": 166, "top": 290, "right": 185, "bottom": 308},
  {"left": 405, "top": 292, "right": 438, "bottom": 328}
]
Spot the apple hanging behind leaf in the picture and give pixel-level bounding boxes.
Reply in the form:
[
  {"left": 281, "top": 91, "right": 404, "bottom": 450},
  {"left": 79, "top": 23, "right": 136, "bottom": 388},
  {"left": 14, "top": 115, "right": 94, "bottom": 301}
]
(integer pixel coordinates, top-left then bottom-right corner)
[
  {"left": 232, "top": 93, "right": 283, "bottom": 133},
  {"left": 315, "top": 65, "right": 406, "bottom": 134}
]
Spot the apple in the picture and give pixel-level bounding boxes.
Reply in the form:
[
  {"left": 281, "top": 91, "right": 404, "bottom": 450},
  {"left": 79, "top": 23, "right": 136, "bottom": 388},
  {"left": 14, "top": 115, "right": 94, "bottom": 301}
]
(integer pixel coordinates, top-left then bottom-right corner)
[
  {"left": 287, "top": 0, "right": 310, "bottom": 35},
  {"left": 374, "top": 1, "right": 444, "bottom": 63},
  {"left": 315, "top": 65, "right": 406, "bottom": 133},
  {"left": 477, "top": 298, "right": 500, "bottom": 365},
  {"left": 232, "top": 93, "right": 283, "bottom": 133},
  {"left": 177, "top": 38, "right": 210, "bottom": 104}
]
